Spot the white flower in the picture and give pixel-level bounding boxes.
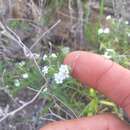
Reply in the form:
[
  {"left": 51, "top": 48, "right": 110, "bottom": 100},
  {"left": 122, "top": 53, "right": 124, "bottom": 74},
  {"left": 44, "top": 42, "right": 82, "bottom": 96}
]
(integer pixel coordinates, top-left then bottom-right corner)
[
  {"left": 61, "top": 47, "right": 70, "bottom": 54},
  {"left": 103, "top": 49, "right": 115, "bottom": 59},
  {"left": 22, "top": 73, "right": 29, "bottom": 79},
  {"left": 43, "top": 54, "right": 47, "bottom": 61},
  {"left": 18, "top": 61, "right": 25, "bottom": 67},
  {"left": 106, "top": 15, "right": 111, "bottom": 20},
  {"left": 98, "top": 28, "right": 110, "bottom": 35},
  {"left": 43, "top": 87, "right": 48, "bottom": 92},
  {"left": 98, "top": 28, "right": 104, "bottom": 35},
  {"left": 125, "top": 21, "right": 129, "bottom": 25},
  {"left": 51, "top": 53, "right": 57, "bottom": 58},
  {"left": 59, "top": 65, "right": 69, "bottom": 78},
  {"left": 42, "top": 66, "right": 49, "bottom": 75},
  {"left": 127, "top": 33, "right": 130, "bottom": 37},
  {"left": 106, "top": 49, "right": 115, "bottom": 52},
  {"left": 54, "top": 65, "right": 70, "bottom": 84},
  {"left": 14, "top": 79, "right": 20, "bottom": 87},
  {"left": 104, "top": 28, "right": 110, "bottom": 34},
  {"left": 54, "top": 73, "right": 64, "bottom": 84},
  {"left": 103, "top": 52, "right": 112, "bottom": 59}
]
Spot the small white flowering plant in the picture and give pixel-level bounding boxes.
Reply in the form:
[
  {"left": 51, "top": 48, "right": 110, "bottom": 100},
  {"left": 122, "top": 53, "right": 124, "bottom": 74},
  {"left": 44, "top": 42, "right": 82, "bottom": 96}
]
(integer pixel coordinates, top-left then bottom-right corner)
[
  {"left": 54, "top": 64, "right": 70, "bottom": 84},
  {"left": 96, "top": 17, "right": 130, "bottom": 67},
  {"left": 40, "top": 49, "right": 72, "bottom": 87},
  {"left": 84, "top": 15, "right": 130, "bottom": 68},
  {"left": 3, "top": 46, "right": 98, "bottom": 116},
  {"left": 98, "top": 16, "right": 130, "bottom": 51},
  {"left": 3, "top": 47, "right": 73, "bottom": 95}
]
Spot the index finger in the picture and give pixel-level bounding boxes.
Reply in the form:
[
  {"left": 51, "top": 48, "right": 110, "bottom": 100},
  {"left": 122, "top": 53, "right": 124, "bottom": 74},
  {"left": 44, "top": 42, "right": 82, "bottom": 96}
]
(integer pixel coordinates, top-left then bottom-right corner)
[{"left": 64, "top": 51, "right": 130, "bottom": 117}]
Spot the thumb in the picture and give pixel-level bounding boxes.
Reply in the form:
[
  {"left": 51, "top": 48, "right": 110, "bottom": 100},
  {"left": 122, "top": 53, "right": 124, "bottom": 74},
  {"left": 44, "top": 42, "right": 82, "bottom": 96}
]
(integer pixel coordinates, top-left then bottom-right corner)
[{"left": 40, "top": 114, "right": 130, "bottom": 130}]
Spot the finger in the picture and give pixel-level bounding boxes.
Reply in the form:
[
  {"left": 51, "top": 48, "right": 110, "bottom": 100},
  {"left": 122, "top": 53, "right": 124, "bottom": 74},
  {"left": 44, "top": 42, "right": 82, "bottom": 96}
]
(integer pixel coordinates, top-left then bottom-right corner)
[
  {"left": 64, "top": 51, "right": 130, "bottom": 117},
  {"left": 40, "top": 114, "right": 130, "bottom": 130}
]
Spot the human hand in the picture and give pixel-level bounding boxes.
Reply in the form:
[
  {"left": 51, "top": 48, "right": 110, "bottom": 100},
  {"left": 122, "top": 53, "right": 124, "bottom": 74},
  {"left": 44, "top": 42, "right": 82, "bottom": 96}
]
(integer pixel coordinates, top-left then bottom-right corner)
[{"left": 40, "top": 51, "right": 130, "bottom": 130}]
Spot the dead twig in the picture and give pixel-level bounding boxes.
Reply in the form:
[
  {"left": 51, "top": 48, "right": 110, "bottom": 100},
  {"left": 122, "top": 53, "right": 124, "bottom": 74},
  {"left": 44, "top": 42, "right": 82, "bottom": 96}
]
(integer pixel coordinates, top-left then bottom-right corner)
[
  {"left": 77, "top": 0, "right": 84, "bottom": 45},
  {"left": 30, "top": 19, "right": 61, "bottom": 50},
  {"left": 0, "top": 21, "right": 47, "bottom": 80},
  {"left": 0, "top": 82, "right": 48, "bottom": 123},
  {"left": 27, "top": 87, "right": 78, "bottom": 119},
  {"left": 68, "top": 0, "right": 74, "bottom": 25}
]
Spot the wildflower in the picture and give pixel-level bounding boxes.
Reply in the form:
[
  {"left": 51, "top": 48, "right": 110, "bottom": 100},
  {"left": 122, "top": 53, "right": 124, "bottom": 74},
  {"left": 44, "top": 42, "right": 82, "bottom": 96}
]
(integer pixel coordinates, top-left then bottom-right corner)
[
  {"left": 54, "top": 73, "right": 64, "bottom": 84},
  {"left": 127, "top": 33, "right": 130, "bottom": 37},
  {"left": 54, "top": 65, "right": 70, "bottom": 84},
  {"left": 43, "top": 87, "right": 48, "bottom": 92},
  {"left": 106, "top": 15, "right": 111, "bottom": 20},
  {"left": 103, "top": 52, "right": 112, "bottom": 59},
  {"left": 103, "top": 49, "right": 115, "bottom": 59},
  {"left": 42, "top": 66, "right": 49, "bottom": 75},
  {"left": 43, "top": 54, "right": 47, "bottom": 61},
  {"left": 104, "top": 28, "right": 110, "bottom": 34},
  {"left": 125, "top": 21, "right": 129, "bottom": 25},
  {"left": 18, "top": 61, "right": 25, "bottom": 67},
  {"left": 51, "top": 53, "right": 57, "bottom": 58},
  {"left": 61, "top": 47, "right": 70, "bottom": 54},
  {"left": 59, "top": 64, "right": 69, "bottom": 78},
  {"left": 98, "top": 28, "right": 110, "bottom": 35},
  {"left": 22, "top": 73, "right": 29, "bottom": 79},
  {"left": 14, "top": 79, "right": 20, "bottom": 87},
  {"left": 98, "top": 28, "right": 104, "bottom": 35}
]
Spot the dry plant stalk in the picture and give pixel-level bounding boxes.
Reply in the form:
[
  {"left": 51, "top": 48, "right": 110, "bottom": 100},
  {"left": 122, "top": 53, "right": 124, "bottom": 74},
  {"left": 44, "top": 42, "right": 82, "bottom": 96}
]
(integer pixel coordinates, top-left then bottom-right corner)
[
  {"left": 0, "top": 83, "right": 48, "bottom": 122},
  {"left": 77, "top": 0, "right": 84, "bottom": 46}
]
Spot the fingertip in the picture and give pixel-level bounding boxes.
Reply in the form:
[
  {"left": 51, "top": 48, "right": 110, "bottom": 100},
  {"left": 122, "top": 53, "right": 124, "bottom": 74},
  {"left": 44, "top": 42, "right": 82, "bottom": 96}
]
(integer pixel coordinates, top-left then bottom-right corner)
[
  {"left": 64, "top": 51, "right": 113, "bottom": 86},
  {"left": 64, "top": 51, "right": 83, "bottom": 67}
]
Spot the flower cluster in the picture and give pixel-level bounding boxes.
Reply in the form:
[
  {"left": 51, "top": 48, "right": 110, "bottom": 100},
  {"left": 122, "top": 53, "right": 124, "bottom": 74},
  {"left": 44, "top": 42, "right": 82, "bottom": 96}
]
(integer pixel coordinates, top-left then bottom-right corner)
[
  {"left": 54, "top": 65, "right": 70, "bottom": 84},
  {"left": 98, "top": 28, "right": 110, "bottom": 35},
  {"left": 14, "top": 79, "right": 20, "bottom": 87},
  {"left": 42, "top": 66, "right": 49, "bottom": 75},
  {"left": 22, "top": 73, "right": 29, "bottom": 79},
  {"left": 43, "top": 53, "right": 57, "bottom": 61},
  {"left": 51, "top": 53, "right": 57, "bottom": 58},
  {"left": 43, "top": 54, "right": 47, "bottom": 61},
  {"left": 103, "top": 49, "right": 116, "bottom": 59},
  {"left": 128, "top": 33, "right": 130, "bottom": 37},
  {"left": 106, "top": 15, "right": 112, "bottom": 20},
  {"left": 18, "top": 61, "right": 25, "bottom": 67}
]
